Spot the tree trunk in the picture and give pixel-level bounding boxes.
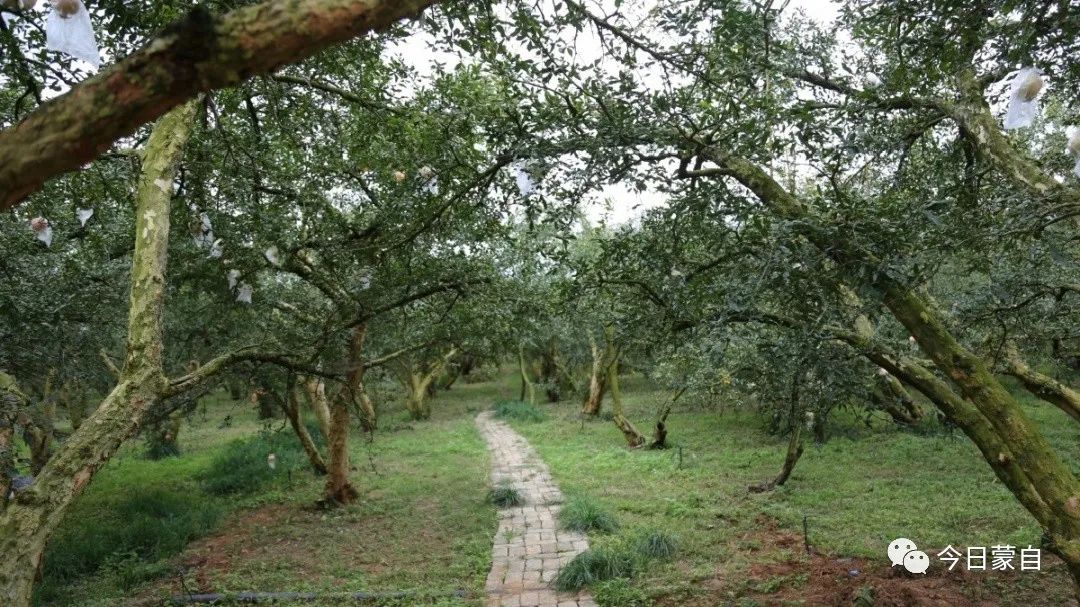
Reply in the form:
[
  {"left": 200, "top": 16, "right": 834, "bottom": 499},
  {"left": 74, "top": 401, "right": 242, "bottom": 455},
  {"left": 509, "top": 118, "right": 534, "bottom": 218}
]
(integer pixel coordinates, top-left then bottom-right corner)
[
  {"left": 0, "top": 100, "right": 197, "bottom": 607},
  {"left": 1003, "top": 343, "right": 1080, "bottom": 423},
  {"left": 606, "top": 328, "right": 645, "bottom": 447},
  {"left": 227, "top": 377, "right": 244, "bottom": 401},
  {"left": 302, "top": 378, "right": 333, "bottom": 441},
  {"left": 518, "top": 344, "right": 536, "bottom": 405},
  {"left": 282, "top": 386, "right": 327, "bottom": 475},
  {"left": 750, "top": 372, "right": 805, "bottom": 493},
  {"left": 713, "top": 152, "right": 1080, "bottom": 583},
  {"left": 0, "top": 423, "right": 13, "bottom": 505},
  {"left": 581, "top": 331, "right": 608, "bottom": 416},
  {"left": 322, "top": 325, "right": 365, "bottom": 506}
]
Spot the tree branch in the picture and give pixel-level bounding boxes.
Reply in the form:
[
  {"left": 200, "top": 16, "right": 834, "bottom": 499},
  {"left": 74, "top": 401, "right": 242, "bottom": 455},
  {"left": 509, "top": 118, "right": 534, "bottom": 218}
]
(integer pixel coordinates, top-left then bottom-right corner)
[{"left": 0, "top": 0, "right": 440, "bottom": 210}]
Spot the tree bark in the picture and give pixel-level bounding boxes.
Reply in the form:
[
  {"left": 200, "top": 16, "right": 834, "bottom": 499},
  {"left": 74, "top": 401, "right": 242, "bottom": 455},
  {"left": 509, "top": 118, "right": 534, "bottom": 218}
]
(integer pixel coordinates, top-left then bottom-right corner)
[
  {"left": 302, "top": 378, "right": 333, "bottom": 441},
  {"left": 0, "top": 100, "right": 198, "bottom": 607},
  {"left": 605, "top": 328, "right": 645, "bottom": 447},
  {"left": 1002, "top": 343, "right": 1080, "bottom": 423},
  {"left": 581, "top": 330, "right": 608, "bottom": 416},
  {"left": 0, "top": 0, "right": 441, "bottom": 210},
  {"left": 518, "top": 343, "right": 536, "bottom": 405},
  {"left": 282, "top": 386, "right": 327, "bottom": 475},
  {"left": 323, "top": 326, "right": 365, "bottom": 506},
  {"left": 708, "top": 151, "right": 1080, "bottom": 583}
]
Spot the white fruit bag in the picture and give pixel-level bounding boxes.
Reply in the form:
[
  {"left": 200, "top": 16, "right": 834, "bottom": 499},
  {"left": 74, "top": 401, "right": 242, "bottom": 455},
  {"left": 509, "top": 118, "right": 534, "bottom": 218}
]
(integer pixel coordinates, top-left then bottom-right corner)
[
  {"left": 46, "top": 0, "right": 100, "bottom": 68},
  {"left": 1068, "top": 128, "right": 1080, "bottom": 178},
  {"left": 1003, "top": 67, "right": 1043, "bottom": 130}
]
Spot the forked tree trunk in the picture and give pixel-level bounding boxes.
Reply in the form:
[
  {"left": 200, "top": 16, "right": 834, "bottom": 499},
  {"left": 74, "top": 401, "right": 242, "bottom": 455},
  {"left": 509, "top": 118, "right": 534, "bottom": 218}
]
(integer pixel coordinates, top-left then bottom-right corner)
[
  {"left": 282, "top": 386, "right": 327, "bottom": 475},
  {"left": 581, "top": 331, "right": 608, "bottom": 416},
  {"left": 606, "top": 328, "right": 646, "bottom": 447},
  {"left": 650, "top": 387, "right": 686, "bottom": 449},
  {"left": 400, "top": 348, "right": 457, "bottom": 421},
  {"left": 0, "top": 100, "right": 198, "bottom": 607},
  {"left": 1003, "top": 343, "right": 1080, "bottom": 423}
]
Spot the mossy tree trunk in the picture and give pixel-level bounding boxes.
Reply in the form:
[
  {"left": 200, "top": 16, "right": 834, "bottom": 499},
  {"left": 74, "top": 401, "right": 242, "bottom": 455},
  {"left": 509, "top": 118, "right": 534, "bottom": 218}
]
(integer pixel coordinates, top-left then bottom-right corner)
[
  {"left": 398, "top": 348, "right": 457, "bottom": 421},
  {"left": 281, "top": 383, "right": 327, "bottom": 475},
  {"left": 518, "top": 344, "right": 537, "bottom": 405},
  {"left": 581, "top": 330, "right": 609, "bottom": 416},
  {"left": 605, "top": 327, "right": 646, "bottom": 447},
  {"left": 0, "top": 100, "right": 198, "bottom": 607},
  {"left": 751, "top": 372, "right": 805, "bottom": 492},
  {"left": 1002, "top": 343, "right": 1080, "bottom": 423},
  {"left": 707, "top": 152, "right": 1080, "bottom": 585}
]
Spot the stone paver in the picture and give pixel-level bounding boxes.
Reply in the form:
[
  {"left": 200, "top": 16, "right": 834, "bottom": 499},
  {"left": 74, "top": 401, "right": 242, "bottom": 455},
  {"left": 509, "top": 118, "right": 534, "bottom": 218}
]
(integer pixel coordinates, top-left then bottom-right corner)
[{"left": 476, "top": 411, "right": 596, "bottom": 607}]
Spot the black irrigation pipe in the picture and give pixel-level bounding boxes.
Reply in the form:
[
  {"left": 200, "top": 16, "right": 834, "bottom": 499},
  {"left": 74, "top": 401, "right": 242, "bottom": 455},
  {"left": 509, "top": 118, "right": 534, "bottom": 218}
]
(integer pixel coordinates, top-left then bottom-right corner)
[{"left": 170, "top": 589, "right": 471, "bottom": 604}]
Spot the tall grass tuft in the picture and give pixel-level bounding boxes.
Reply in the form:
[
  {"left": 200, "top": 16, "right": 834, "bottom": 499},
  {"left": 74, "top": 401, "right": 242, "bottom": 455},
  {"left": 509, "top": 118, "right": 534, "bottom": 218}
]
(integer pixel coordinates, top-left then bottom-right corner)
[
  {"left": 560, "top": 496, "right": 619, "bottom": 534},
  {"left": 553, "top": 546, "right": 638, "bottom": 591},
  {"left": 634, "top": 529, "right": 678, "bottom": 560},
  {"left": 492, "top": 400, "right": 547, "bottom": 422},
  {"left": 488, "top": 482, "right": 524, "bottom": 507},
  {"left": 199, "top": 431, "right": 306, "bottom": 495}
]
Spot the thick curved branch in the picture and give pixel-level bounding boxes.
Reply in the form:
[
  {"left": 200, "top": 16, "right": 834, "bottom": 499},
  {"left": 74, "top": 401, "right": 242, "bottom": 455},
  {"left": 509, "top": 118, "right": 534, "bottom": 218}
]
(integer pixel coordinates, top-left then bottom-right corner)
[
  {"left": 0, "top": 0, "right": 440, "bottom": 210},
  {"left": 163, "top": 347, "right": 339, "bottom": 398}
]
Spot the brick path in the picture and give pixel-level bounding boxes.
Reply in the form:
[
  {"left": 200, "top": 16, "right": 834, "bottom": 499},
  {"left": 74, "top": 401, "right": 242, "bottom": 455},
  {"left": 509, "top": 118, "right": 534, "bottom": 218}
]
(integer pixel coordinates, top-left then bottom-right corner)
[{"left": 476, "top": 411, "right": 597, "bottom": 607}]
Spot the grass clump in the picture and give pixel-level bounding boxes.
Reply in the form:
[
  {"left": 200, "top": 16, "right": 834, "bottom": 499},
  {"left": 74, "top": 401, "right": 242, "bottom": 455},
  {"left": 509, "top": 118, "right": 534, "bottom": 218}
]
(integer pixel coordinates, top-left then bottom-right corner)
[
  {"left": 633, "top": 529, "right": 677, "bottom": 560},
  {"left": 560, "top": 496, "right": 619, "bottom": 534},
  {"left": 492, "top": 399, "right": 547, "bottom": 422},
  {"left": 554, "top": 545, "right": 638, "bottom": 591},
  {"left": 38, "top": 488, "right": 222, "bottom": 595},
  {"left": 488, "top": 482, "right": 524, "bottom": 507},
  {"left": 594, "top": 578, "right": 652, "bottom": 607},
  {"left": 199, "top": 431, "right": 305, "bottom": 495}
]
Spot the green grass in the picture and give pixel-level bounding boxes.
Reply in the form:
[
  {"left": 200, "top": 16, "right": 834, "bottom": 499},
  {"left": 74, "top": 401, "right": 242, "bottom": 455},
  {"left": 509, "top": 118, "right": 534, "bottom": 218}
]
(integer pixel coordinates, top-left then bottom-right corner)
[
  {"left": 504, "top": 373, "right": 1080, "bottom": 606},
  {"left": 492, "top": 399, "right": 547, "bottom": 422},
  {"left": 560, "top": 495, "right": 620, "bottom": 534},
  {"left": 554, "top": 544, "right": 639, "bottom": 591},
  {"left": 34, "top": 377, "right": 512, "bottom": 607},
  {"left": 488, "top": 482, "right": 524, "bottom": 507},
  {"left": 633, "top": 530, "right": 677, "bottom": 561}
]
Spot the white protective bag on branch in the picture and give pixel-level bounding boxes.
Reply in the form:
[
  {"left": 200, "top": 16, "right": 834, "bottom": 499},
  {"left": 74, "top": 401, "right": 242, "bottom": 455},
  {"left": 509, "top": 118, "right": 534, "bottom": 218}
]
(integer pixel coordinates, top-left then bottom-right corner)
[
  {"left": 1067, "top": 127, "right": 1080, "bottom": 177},
  {"left": 46, "top": 0, "right": 100, "bottom": 68},
  {"left": 1003, "top": 67, "right": 1043, "bottom": 130},
  {"left": 30, "top": 217, "right": 52, "bottom": 246},
  {"left": 236, "top": 282, "right": 252, "bottom": 304}
]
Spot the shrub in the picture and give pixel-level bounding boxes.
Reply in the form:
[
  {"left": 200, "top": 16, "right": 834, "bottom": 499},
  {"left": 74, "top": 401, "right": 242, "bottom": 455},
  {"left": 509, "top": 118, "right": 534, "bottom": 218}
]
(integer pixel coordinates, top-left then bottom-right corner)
[
  {"left": 492, "top": 400, "right": 547, "bottom": 422},
  {"left": 634, "top": 530, "right": 677, "bottom": 560},
  {"left": 553, "top": 546, "right": 638, "bottom": 591},
  {"left": 594, "top": 578, "right": 652, "bottom": 607},
  {"left": 560, "top": 496, "right": 619, "bottom": 534},
  {"left": 199, "top": 431, "right": 305, "bottom": 495},
  {"left": 488, "top": 482, "right": 524, "bottom": 507}
]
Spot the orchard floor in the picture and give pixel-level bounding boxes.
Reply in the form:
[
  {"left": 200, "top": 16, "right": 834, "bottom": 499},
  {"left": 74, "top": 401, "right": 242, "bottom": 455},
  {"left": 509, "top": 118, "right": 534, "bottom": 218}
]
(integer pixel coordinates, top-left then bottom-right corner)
[{"left": 34, "top": 371, "right": 1080, "bottom": 607}]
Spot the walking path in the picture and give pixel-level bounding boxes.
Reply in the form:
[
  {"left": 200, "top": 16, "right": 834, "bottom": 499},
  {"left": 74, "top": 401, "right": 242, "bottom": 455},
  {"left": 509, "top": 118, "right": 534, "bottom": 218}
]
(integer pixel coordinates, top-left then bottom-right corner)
[{"left": 476, "top": 411, "right": 597, "bottom": 607}]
